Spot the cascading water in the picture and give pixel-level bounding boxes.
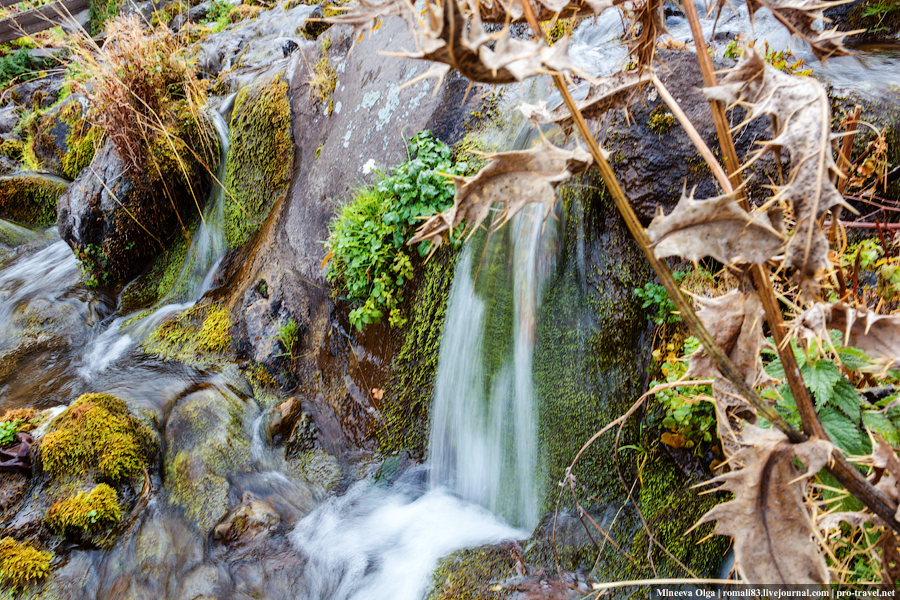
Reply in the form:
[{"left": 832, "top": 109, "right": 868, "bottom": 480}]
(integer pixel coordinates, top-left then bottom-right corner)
[
  {"left": 78, "top": 102, "right": 233, "bottom": 378},
  {"left": 429, "top": 201, "right": 559, "bottom": 529}
]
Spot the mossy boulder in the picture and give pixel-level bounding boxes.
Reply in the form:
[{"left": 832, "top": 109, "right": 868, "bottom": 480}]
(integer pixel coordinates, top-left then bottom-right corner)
[
  {"left": 223, "top": 72, "right": 293, "bottom": 249},
  {"left": 0, "top": 537, "right": 52, "bottom": 591},
  {"left": 163, "top": 386, "right": 253, "bottom": 534},
  {"left": 428, "top": 544, "right": 517, "bottom": 600},
  {"left": 0, "top": 172, "right": 67, "bottom": 226},
  {"left": 56, "top": 106, "right": 218, "bottom": 286},
  {"left": 825, "top": 0, "right": 900, "bottom": 42},
  {"left": 23, "top": 96, "right": 102, "bottom": 180},
  {"left": 45, "top": 483, "right": 122, "bottom": 542},
  {"left": 38, "top": 393, "right": 157, "bottom": 483},
  {"left": 142, "top": 302, "right": 233, "bottom": 369}
]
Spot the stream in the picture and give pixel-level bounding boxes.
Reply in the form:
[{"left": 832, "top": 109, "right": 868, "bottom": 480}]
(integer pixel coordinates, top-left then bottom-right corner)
[{"left": 0, "top": 1, "right": 898, "bottom": 597}]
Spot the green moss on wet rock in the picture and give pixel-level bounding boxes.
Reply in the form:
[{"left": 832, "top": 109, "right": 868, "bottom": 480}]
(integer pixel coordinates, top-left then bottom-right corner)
[
  {"left": 223, "top": 72, "right": 293, "bottom": 249},
  {"left": 143, "top": 302, "right": 232, "bottom": 368},
  {"left": 0, "top": 537, "right": 52, "bottom": 590},
  {"left": 45, "top": 483, "right": 122, "bottom": 539},
  {"left": 0, "top": 174, "right": 66, "bottom": 226}
]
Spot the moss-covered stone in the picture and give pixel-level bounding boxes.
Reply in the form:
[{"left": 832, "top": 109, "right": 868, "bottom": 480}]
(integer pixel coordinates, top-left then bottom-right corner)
[
  {"left": 428, "top": 544, "right": 516, "bottom": 600},
  {"left": 164, "top": 387, "right": 252, "bottom": 534},
  {"left": 381, "top": 246, "right": 457, "bottom": 457},
  {"left": 142, "top": 302, "right": 232, "bottom": 368},
  {"left": 0, "top": 537, "right": 52, "bottom": 590},
  {"left": 0, "top": 173, "right": 66, "bottom": 226},
  {"left": 626, "top": 452, "right": 729, "bottom": 581},
  {"left": 39, "top": 393, "right": 157, "bottom": 483},
  {"left": 223, "top": 73, "right": 293, "bottom": 249},
  {"left": 45, "top": 483, "right": 122, "bottom": 540}
]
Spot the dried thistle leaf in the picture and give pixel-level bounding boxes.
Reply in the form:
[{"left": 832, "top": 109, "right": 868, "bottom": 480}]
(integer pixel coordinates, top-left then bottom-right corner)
[
  {"left": 646, "top": 189, "right": 785, "bottom": 266},
  {"left": 714, "top": 0, "right": 853, "bottom": 61},
  {"left": 519, "top": 70, "right": 649, "bottom": 133},
  {"left": 705, "top": 52, "right": 852, "bottom": 294},
  {"left": 687, "top": 288, "right": 774, "bottom": 389},
  {"left": 817, "top": 511, "right": 879, "bottom": 533},
  {"left": 626, "top": 0, "right": 666, "bottom": 70},
  {"left": 408, "top": 138, "right": 592, "bottom": 247},
  {"left": 795, "top": 301, "right": 900, "bottom": 367},
  {"left": 695, "top": 425, "right": 831, "bottom": 584}
]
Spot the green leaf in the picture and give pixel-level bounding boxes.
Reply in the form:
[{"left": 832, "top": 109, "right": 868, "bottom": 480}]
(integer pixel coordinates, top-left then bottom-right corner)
[
  {"left": 863, "top": 411, "right": 900, "bottom": 446},
  {"left": 837, "top": 346, "right": 871, "bottom": 371},
  {"left": 819, "top": 405, "right": 871, "bottom": 456},
  {"left": 801, "top": 360, "right": 842, "bottom": 410},
  {"left": 829, "top": 377, "right": 862, "bottom": 422}
]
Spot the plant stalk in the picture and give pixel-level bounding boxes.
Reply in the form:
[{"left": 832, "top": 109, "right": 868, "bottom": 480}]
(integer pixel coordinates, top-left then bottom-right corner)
[{"left": 680, "top": 0, "right": 900, "bottom": 531}]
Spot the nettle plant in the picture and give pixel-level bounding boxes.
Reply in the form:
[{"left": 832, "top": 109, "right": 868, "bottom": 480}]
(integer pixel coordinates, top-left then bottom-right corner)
[{"left": 328, "top": 0, "right": 900, "bottom": 585}]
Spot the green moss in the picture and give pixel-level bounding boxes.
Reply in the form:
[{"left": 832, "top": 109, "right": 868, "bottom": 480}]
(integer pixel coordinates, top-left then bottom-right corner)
[
  {"left": 164, "top": 388, "right": 252, "bottom": 532},
  {"left": 0, "top": 174, "right": 66, "bottom": 226},
  {"left": 428, "top": 545, "right": 515, "bottom": 600},
  {"left": 119, "top": 221, "right": 195, "bottom": 312},
  {"left": 0, "top": 538, "right": 52, "bottom": 590},
  {"left": 648, "top": 106, "right": 676, "bottom": 135},
  {"left": 381, "top": 246, "right": 458, "bottom": 457},
  {"left": 223, "top": 73, "right": 293, "bottom": 248},
  {"left": 61, "top": 125, "right": 102, "bottom": 180},
  {"left": 39, "top": 393, "right": 157, "bottom": 482},
  {"left": 534, "top": 174, "right": 651, "bottom": 512},
  {"left": 143, "top": 303, "right": 233, "bottom": 367},
  {"left": 45, "top": 483, "right": 122, "bottom": 538},
  {"left": 626, "top": 453, "right": 729, "bottom": 580},
  {"left": 0, "top": 138, "right": 24, "bottom": 162}
]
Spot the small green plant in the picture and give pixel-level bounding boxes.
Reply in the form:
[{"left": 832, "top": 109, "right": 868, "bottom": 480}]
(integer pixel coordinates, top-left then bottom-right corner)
[
  {"left": 651, "top": 336, "right": 717, "bottom": 449},
  {"left": 634, "top": 271, "right": 687, "bottom": 326},
  {"left": 88, "top": 0, "right": 122, "bottom": 35},
  {"left": 861, "top": 0, "right": 900, "bottom": 32},
  {"left": 326, "top": 131, "right": 467, "bottom": 330},
  {"left": 0, "top": 419, "right": 22, "bottom": 446},
  {"left": 648, "top": 106, "right": 675, "bottom": 135},
  {"left": 722, "top": 39, "right": 811, "bottom": 75},
  {"left": 204, "top": 0, "right": 234, "bottom": 32},
  {"left": 0, "top": 48, "right": 56, "bottom": 89},
  {"left": 277, "top": 317, "right": 300, "bottom": 359}
]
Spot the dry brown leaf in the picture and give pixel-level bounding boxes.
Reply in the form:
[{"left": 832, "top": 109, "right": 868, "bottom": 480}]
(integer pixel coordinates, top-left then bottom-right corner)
[
  {"left": 881, "top": 530, "right": 900, "bottom": 589},
  {"left": 714, "top": 0, "right": 853, "bottom": 61},
  {"left": 794, "top": 301, "right": 900, "bottom": 367},
  {"left": 646, "top": 189, "right": 785, "bottom": 266},
  {"left": 695, "top": 425, "right": 831, "bottom": 584},
  {"left": 687, "top": 288, "right": 774, "bottom": 389},
  {"left": 817, "top": 511, "right": 879, "bottom": 533},
  {"left": 705, "top": 51, "right": 852, "bottom": 295},
  {"left": 408, "top": 138, "right": 592, "bottom": 247},
  {"left": 519, "top": 70, "right": 649, "bottom": 134},
  {"left": 327, "top": 0, "right": 575, "bottom": 85},
  {"left": 626, "top": 0, "right": 666, "bottom": 70}
]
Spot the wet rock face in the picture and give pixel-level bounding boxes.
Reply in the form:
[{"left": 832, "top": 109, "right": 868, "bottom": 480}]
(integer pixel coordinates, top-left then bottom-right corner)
[
  {"left": 825, "top": 0, "right": 900, "bottom": 43},
  {"left": 56, "top": 123, "right": 215, "bottom": 284},
  {"left": 213, "top": 491, "right": 280, "bottom": 543},
  {"left": 597, "top": 51, "right": 781, "bottom": 222}
]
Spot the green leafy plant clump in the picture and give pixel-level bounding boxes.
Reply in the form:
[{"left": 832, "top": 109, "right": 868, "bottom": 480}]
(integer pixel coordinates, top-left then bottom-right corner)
[
  {"left": 0, "top": 47, "right": 56, "bottom": 89},
  {"left": 0, "top": 537, "right": 52, "bottom": 590},
  {"left": 326, "top": 130, "right": 467, "bottom": 330},
  {"left": 0, "top": 419, "right": 22, "bottom": 446}
]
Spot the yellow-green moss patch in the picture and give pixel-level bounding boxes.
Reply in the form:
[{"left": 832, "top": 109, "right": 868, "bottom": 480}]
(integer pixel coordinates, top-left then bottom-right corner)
[
  {"left": 0, "top": 174, "right": 66, "bottom": 226},
  {"left": 143, "top": 302, "right": 233, "bottom": 367},
  {"left": 223, "top": 73, "right": 293, "bottom": 248},
  {"left": 45, "top": 483, "right": 122, "bottom": 538},
  {"left": 39, "top": 393, "right": 157, "bottom": 482},
  {"left": 0, "top": 537, "right": 52, "bottom": 590}
]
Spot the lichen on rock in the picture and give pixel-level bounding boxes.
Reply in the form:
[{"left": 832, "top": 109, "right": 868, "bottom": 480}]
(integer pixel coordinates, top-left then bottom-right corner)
[
  {"left": 223, "top": 72, "right": 293, "bottom": 249},
  {"left": 143, "top": 302, "right": 233, "bottom": 368}
]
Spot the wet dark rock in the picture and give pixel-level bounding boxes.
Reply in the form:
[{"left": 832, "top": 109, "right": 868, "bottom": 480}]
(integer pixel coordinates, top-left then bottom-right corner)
[
  {"left": 597, "top": 51, "right": 783, "bottom": 222},
  {"left": 8, "top": 73, "right": 65, "bottom": 110},
  {"left": 825, "top": 0, "right": 900, "bottom": 43},
  {"left": 56, "top": 124, "right": 216, "bottom": 284},
  {"left": 22, "top": 95, "right": 92, "bottom": 179},
  {"left": 284, "top": 412, "right": 317, "bottom": 459},
  {"left": 282, "top": 38, "right": 298, "bottom": 57},
  {"left": 213, "top": 491, "right": 280, "bottom": 543},
  {"left": 266, "top": 396, "right": 302, "bottom": 440},
  {"left": 0, "top": 106, "right": 19, "bottom": 135},
  {"left": 0, "top": 471, "right": 28, "bottom": 522}
]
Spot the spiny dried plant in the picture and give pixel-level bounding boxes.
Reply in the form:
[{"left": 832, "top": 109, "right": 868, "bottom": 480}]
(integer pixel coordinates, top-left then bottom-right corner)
[{"left": 330, "top": 0, "right": 900, "bottom": 585}]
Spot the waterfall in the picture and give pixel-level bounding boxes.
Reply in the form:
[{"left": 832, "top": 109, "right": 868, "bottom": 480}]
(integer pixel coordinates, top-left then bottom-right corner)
[{"left": 429, "top": 201, "right": 559, "bottom": 529}]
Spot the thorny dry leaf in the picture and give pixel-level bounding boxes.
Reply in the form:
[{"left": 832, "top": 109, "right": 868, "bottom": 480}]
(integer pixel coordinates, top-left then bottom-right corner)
[
  {"left": 325, "top": 0, "right": 574, "bottom": 85},
  {"left": 794, "top": 301, "right": 900, "bottom": 367},
  {"left": 712, "top": 0, "right": 852, "bottom": 61},
  {"left": 408, "top": 137, "right": 592, "bottom": 247},
  {"left": 646, "top": 189, "right": 785, "bottom": 266},
  {"left": 818, "top": 511, "right": 879, "bottom": 533},
  {"left": 705, "top": 51, "right": 852, "bottom": 295},
  {"left": 695, "top": 425, "right": 832, "bottom": 584},
  {"left": 519, "top": 71, "right": 649, "bottom": 134}
]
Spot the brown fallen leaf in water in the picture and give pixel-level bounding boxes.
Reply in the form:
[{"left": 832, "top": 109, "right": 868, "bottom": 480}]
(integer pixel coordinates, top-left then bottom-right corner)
[{"left": 694, "top": 425, "right": 832, "bottom": 584}]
